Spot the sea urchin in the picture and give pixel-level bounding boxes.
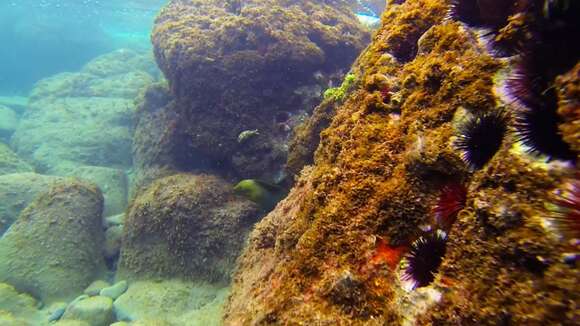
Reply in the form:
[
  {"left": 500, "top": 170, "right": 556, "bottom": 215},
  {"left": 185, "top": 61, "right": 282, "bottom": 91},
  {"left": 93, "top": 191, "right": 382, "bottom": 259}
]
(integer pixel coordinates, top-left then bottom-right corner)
[
  {"left": 547, "top": 178, "right": 580, "bottom": 241},
  {"left": 455, "top": 110, "right": 509, "bottom": 170},
  {"left": 401, "top": 230, "right": 448, "bottom": 290},
  {"left": 434, "top": 183, "right": 467, "bottom": 231}
]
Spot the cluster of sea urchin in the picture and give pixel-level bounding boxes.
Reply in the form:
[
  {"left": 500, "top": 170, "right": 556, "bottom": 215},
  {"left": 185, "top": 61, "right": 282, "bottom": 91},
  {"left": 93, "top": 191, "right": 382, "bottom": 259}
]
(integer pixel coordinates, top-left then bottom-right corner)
[
  {"left": 452, "top": 0, "right": 579, "bottom": 164},
  {"left": 400, "top": 229, "right": 448, "bottom": 290}
]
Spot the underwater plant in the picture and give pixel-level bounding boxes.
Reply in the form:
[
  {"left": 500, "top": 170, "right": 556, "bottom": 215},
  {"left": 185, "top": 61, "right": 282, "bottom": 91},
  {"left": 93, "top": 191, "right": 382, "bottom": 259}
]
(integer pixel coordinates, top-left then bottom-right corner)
[
  {"left": 400, "top": 229, "right": 448, "bottom": 290},
  {"left": 455, "top": 110, "right": 508, "bottom": 170},
  {"left": 323, "top": 73, "right": 357, "bottom": 101}
]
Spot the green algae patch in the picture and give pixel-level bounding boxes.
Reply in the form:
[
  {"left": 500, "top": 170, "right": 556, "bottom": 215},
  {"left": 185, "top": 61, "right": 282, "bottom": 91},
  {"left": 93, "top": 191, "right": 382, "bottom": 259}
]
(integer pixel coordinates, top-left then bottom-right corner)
[{"left": 323, "top": 73, "right": 357, "bottom": 101}]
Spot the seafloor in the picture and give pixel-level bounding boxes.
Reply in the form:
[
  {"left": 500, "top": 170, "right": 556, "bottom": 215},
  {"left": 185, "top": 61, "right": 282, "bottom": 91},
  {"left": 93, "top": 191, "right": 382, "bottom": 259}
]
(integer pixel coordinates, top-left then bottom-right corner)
[{"left": 0, "top": 0, "right": 578, "bottom": 325}]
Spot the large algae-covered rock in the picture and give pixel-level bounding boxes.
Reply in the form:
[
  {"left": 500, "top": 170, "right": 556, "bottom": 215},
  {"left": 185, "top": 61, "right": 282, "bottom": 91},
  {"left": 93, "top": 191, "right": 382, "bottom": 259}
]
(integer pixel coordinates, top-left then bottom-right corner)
[
  {"left": 147, "top": 0, "right": 369, "bottom": 181},
  {"left": 0, "top": 283, "right": 46, "bottom": 325},
  {"left": 11, "top": 96, "right": 135, "bottom": 174},
  {"left": 225, "top": 0, "right": 579, "bottom": 324},
  {"left": 0, "top": 180, "right": 106, "bottom": 303},
  {"left": 0, "top": 143, "right": 33, "bottom": 176},
  {"left": 118, "top": 173, "right": 261, "bottom": 282},
  {"left": 0, "top": 173, "right": 63, "bottom": 234},
  {"left": 11, "top": 49, "right": 158, "bottom": 175}
]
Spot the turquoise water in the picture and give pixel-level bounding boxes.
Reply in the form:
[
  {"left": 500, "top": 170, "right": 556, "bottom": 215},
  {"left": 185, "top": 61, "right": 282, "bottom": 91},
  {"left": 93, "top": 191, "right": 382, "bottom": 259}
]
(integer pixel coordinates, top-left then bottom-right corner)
[{"left": 0, "top": 0, "right": 166, "bottom": 95}]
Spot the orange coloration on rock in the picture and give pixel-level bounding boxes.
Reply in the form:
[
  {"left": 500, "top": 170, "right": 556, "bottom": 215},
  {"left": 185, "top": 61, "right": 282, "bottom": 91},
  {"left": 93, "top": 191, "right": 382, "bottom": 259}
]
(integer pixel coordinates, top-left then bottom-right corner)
[{"left": 368, "top": 238, "right": 407, "bottom": 269}]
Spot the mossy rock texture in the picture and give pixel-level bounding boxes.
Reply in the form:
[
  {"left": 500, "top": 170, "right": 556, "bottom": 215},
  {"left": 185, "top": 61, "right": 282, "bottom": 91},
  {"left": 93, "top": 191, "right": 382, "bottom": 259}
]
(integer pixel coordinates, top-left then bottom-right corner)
[
  {"left": 146, "top": 0, "right": 370, "bottom": 181},
  {"left": 118, "top": 173, "right": 261, "bottom": 283},
  {"left": 0, "top": 143, "right": 33, "bottom": 176},
  {"left": 0, "top": 173, "right": 64, "bottom": 234},
  {"left": 0, "top": 105, "right": 18, "bottom": 142},
  {"left": 10, "top": 49, "right": 158, "bottom": 175},
  {"left": 113, "top": 280, "right": 227, "bottom": 324},
  {"left": 0, "top": 179, "right": 106, "bottom": 304},
  {"left": 225, "top": 0, "right": 579, "bottom": 324},
  {"left": 0, "top": 283, "right": 46, "bottom": 325}
]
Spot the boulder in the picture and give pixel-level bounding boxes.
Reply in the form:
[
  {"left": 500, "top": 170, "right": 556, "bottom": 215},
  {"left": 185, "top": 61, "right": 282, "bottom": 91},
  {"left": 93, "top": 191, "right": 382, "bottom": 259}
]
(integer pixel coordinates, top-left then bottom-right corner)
[
  {"left": 0, "top": 180, "right": 107, "bottom": 303},
  {"left": 62, "top": 296, "right": 113, "bottom": 326},
  {"left": 10, "top": 49, "right": 158, "bottom": 175},
  {"left": 113, "top": 280, "right": 226, "bottom": 323},
  {"left": 67, "top": 165, "right": 128, "bottom": 216},
  {"left": 0, "top": 283, "right": 45, "bottom": 325},
  {"left": 0, "top": 143, "right": 33, "bottom": 176},
  {"left": 145, "top": 0, "right": 369, "bottom": 181},
  {"left": 118, "top": 173, "right": 261, "bottom": 283},
  {"left": 0, "top": 173, "right": 63, "bottom": 234},
  {"left": 0, "top": 105, "right": 18, "bottom": 141},
  {"left": 11, "top": 96, "right": 134, "bottom": 174}
]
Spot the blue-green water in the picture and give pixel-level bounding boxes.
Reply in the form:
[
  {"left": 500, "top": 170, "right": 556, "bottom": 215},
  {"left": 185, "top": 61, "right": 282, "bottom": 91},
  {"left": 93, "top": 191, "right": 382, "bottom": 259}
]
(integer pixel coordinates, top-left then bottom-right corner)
[{"left": 0, "top": 0, "right": 166, "bottom": 95}]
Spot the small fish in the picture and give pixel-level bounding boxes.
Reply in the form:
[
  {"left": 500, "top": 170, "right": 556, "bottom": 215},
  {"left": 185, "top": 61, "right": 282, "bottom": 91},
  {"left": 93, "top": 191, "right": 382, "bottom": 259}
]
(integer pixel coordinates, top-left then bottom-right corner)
[{"left": 233, "top": 179, "right": 288, "bottom": 211}]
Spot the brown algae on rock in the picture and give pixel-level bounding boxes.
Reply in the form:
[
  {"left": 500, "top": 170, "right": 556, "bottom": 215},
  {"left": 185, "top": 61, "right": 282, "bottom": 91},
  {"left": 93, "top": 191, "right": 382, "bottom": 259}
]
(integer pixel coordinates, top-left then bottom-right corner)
[{"left": 225, "top": 0, "right": 579, "bottom": 324}]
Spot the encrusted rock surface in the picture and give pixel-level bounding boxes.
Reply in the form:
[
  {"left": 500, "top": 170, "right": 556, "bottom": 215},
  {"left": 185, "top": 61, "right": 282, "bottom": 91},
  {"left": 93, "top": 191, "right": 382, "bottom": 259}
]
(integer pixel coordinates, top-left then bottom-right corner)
[
  {"left": 225, "top": 0, "right": 579, "bottom": 324},
  {"left": 117, "top": 173, "right": 261, "bottom": 283},
  {"left": 0, "top": 180, "right": 106, "bottom": 303},
  {"left": 143, "top": 0, "right": 369, "bottom": 182}
]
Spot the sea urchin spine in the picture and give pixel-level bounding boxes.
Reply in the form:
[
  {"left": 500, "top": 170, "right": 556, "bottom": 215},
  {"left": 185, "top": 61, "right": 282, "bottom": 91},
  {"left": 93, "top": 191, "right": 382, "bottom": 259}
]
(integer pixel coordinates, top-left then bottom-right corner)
[
  {"left": 400, "top": 229, "right": 448, "bottom": 290},
  {"left": 455, "top": 110, "right": 509, "bottom": 170},
  {"left": 434, "top": 183, "right": 467, "bottom": 231},
  {"left": 547, "top": 178, "right": 580, "bottom": 241}
]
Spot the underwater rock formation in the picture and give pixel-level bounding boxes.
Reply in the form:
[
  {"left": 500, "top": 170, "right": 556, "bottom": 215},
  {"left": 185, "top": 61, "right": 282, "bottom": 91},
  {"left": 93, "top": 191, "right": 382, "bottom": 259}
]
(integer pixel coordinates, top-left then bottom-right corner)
[
  {"left": 117, "top": 173, "right": 261, "bottom": 283},
  {"left": 0, "top": 172, "right": 64, "bottom": 234},
  {"left": 225, "top": 0, "right": 579, "bottom": 324},
  {"left": 147, "top": 0, "right": 370, "bottom": 181},
  {"left": 113, "top": 280, "right": 227, "bottom": 324},
  {"left": 0, "top": 105, "right": 18, "bottom": 142},
  {"left": 0, "top": 283, "right": 46, "bottom": 325},
  {"left": 11, "top": 49, "right": 158, "bottom": 176},
  {"left": 67, "top": 165, "right": 128, "bottom": 217},
  {"left": 0, "top": 180, "right": 106, "bottom": 304},
  {"left": 0, "top": 143, "right": 33, "bottom": 176}
]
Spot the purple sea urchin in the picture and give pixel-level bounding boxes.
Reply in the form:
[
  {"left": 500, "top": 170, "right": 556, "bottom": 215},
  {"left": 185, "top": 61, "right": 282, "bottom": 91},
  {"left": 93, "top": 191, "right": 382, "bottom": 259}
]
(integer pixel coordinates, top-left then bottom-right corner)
[
  {"left": 401, "top": 230, "right": 448, "bottom": 290},
  {"left": 455, "top": 110, "right": 509, "bottom": 170}
]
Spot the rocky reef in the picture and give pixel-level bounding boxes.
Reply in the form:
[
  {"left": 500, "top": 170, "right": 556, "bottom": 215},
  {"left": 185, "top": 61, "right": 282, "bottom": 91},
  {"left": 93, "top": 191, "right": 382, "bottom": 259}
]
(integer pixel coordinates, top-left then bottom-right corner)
[
  {"left": 225, "top": 0, "right": 579, "bottom": 324},
  {"left": 134, "top": 0, "right": 370, "bottom": 184},
  {"left": 118, "top": 173, "right": 261, "bottom": 283}
]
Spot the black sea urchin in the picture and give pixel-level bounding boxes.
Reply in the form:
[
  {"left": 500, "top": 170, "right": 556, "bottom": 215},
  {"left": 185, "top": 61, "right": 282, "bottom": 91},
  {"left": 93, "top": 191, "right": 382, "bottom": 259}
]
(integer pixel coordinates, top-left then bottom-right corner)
[
  {"left": 455, "top": 110, "right": 509, "bottom": 170},
  {"left": 401, "top": 230, "right": 448, "bottom": 290},
  {"left": 450, "top": 0, "right": 516, "bottom": 28}
]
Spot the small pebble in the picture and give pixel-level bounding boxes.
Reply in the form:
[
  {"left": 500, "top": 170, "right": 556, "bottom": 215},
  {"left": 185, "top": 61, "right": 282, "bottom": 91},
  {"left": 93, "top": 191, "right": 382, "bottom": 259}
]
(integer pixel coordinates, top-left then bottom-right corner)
[{"left": 47, "top": 304, "right": 67, "bottom": 322}]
